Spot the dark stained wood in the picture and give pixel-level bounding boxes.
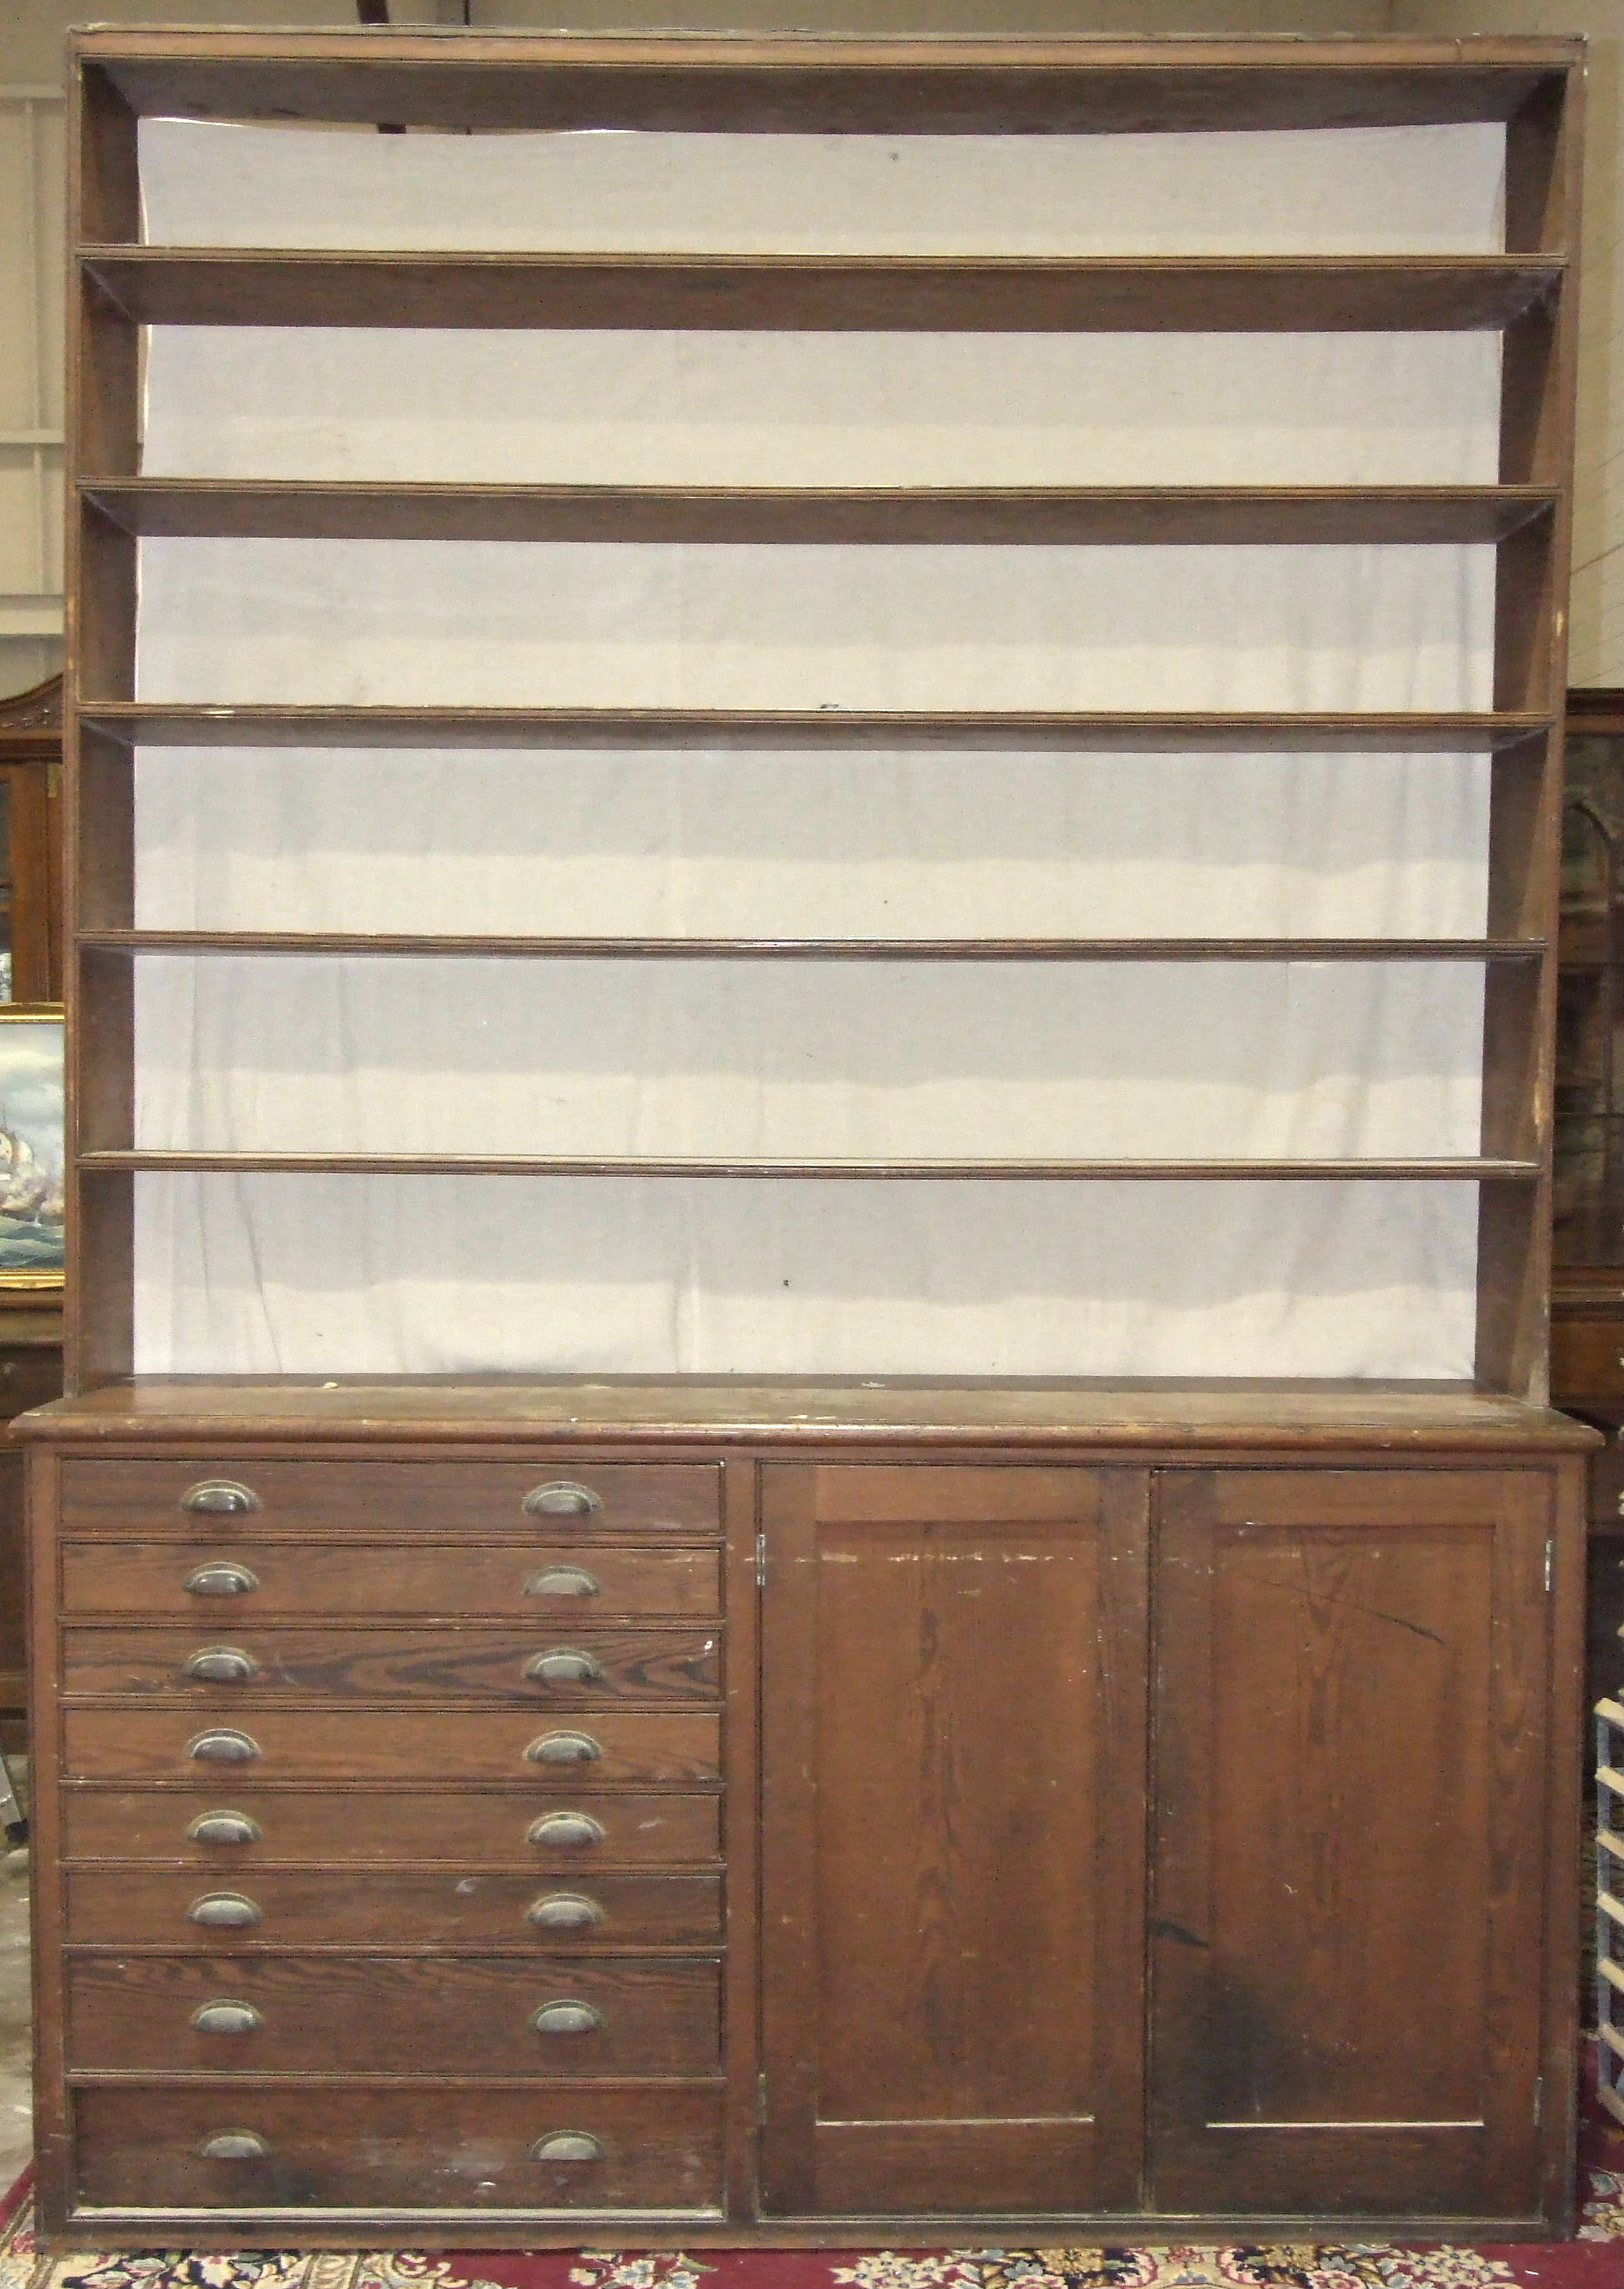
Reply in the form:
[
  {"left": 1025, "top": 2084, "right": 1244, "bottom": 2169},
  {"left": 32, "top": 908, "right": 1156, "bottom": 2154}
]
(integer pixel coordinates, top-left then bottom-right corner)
[
  {"left": 61, "top": 1786, "right": 722, "bottom": 1866},
  {"left": 78, "top": 481, "right": 1559, "bottom": 549},
  {"left": 0, "top": 1338, "right": 64, "bottom": 1709},
  {"left": 1150, "top": 1468, "right": 1556, "bottom": 2216},
  {"left": 35, "top": 23, "right": 1591, "bottom": 2248},
  {"left": 62, "top": 1706, "right": 723, "bottom": 1785},
  {"left": 82, "top": 37, "right": 1577, "bottom": 138},
  {"left": 74, "top": 705, "right": 1554, "bottom": 755},
  {"left": 24, "top": 1378, "right": 1600, "bottom": 1450},
  {"left": 64, "top": 1865, "right": 723, "bottom": 1948},
  {"left": 57, "top": 1456, "right": 719, "bottom": 1536},
  {"left": 61, "top": 1623, "right": 722, "bottom": 1703},
  {"left": 72, "top": 1152, "right": 1546, "bottom": 1181},
  {"left": 81, "top": 249, "right": 1565, "bottom": 334},
  {"left": 759, "top": 1463, "right": 1148, "bottom": 2215},
  {"left": 60, "top": 1540, "right": 722, "bottom": 1618},
  {"left": 74, "top": 931, "right": 1548, "bottom": 962},
  {"left": 71, "top": 2081, "right": 727, "bottom": 2215},
  {"left": 65, "top": 1952, "right": 721, "bottom": 2076}
]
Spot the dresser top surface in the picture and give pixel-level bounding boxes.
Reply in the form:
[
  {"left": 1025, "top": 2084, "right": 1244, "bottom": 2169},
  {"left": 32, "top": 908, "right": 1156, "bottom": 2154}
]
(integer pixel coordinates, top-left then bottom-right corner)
[{"left": 14, "top": 1375, "right": 1597, "bottom": 1451}]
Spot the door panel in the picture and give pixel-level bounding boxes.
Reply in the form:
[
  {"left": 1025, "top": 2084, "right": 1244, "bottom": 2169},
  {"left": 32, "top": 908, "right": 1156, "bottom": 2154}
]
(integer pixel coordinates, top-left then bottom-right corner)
[
  {"left": 1150, "top": 1468, "right": 1552, "bottom": 2219},
  {"left": 759, "top": 1463, "right": 1149, "bottom": 2217}
]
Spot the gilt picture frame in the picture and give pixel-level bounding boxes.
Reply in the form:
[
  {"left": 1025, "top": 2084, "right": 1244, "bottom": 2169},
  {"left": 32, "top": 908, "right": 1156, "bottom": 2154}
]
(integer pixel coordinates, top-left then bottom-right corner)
[{"left": 0, "top": 1006, "right": 64, "bottom": 1289}]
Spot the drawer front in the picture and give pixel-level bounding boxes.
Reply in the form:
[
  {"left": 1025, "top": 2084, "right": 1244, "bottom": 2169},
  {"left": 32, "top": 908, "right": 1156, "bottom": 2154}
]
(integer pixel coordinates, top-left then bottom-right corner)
[
  {"left": 62, "top": 1789, "right": 722, "bottom": 1866},
  {"left": 66, "top": 1955, "right": 721, "bottom": 2076},
  {"left": 66, "top": 1865, "right": 724, "bottom": 1947},
  {"left": 62, "top": 1542, "right": 722, "bottom": 1619},
  {"left": 63, "top": 1708, "right": 722, "bottom": 1785},
  {"left": 58, "top": 1460, "right": 719, "bottom": 1539},
  {"left": 63, "top": 1626, "right": 722, "bottom": 1704},
  {"left": 72, "top": 2083, "right": 724, "bottom": 2213}
]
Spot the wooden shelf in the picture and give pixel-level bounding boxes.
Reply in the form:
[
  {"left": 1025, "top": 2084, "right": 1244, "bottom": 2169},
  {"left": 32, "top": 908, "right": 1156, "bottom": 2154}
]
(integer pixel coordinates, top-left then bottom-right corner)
[
  {"left": 82, "top": 250, "right": 1565, "bottom": 333},
  {"left": 83, "top": 33, "right": 1576, "bottom": 138},
  {"left": 78, "top": 706, "right": 1551, "bottom": 754},
  {"left": 79, "top": 1151, "right": 1541, "bottom": 1181},
  {"left": 78, "top": 931, "right": 1547, "bottom": 962},
  {"left": 82, "top": 481, "right": 1558, "bottom": 548}
]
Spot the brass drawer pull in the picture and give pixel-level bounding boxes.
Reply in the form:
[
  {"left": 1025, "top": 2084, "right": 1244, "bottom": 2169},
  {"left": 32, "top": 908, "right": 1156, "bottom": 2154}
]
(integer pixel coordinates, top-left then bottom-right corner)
[
  {"left": 526, "top": 1891, "right": 605, "bottom": 1931},
  {"left": 524, "top": 1566, "right": 600, "bottom": 1599},
  {"left": 528, "top": 1812, "right": 606, "bottom": 1849},
  {"left": 525, "top": 1649, "right": 604, "bottom": 1687},
  {"left": 524, "top": 1481, "right": 603, "bottom": 1519},
  {"left": 188, "top": 1890, "right": 263, "bottom": 1929},
  {"left": 531, "top": 1999, "right": 604, "bottom": 2038},
  {"left": 183, "top": 1646, "right": 259, "bottom": 1684},
  {"left": 191, "top": 2000, "right": 263, "bottom": 2035},
  {"left": 198, "top": 2131, "right": 271, "bottom": 2161},
  {"left": 182, "top": 1480, "right": 261, "bottom": 1517},
  {"left": 187, "top": 1728, "right": 260, "bottom": 1764},
  {"left": 188, "top": 1810, "right": 261, "bottom": 1845},
  {"left": 525, "top": 1729, "right": 601, "bottom": 1766},
  {"left": 531, "top": 2131, "right": 605, "bottom": 2165},
  {"left": 185, "top": 1562, "right": 260, "bottom": 1599}
]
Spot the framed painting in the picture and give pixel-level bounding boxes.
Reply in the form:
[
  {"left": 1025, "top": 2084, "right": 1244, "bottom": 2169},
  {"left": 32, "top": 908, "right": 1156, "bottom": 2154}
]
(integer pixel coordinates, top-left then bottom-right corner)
[{"left": 0, "top": 1007, "right": 63, "bottom": 1289}]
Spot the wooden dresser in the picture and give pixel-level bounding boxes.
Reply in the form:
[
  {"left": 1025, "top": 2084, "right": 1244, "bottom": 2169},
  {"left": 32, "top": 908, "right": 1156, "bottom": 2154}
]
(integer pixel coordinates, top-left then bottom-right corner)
[
  {"left": 20, "top": 1381, "right": 1593, "bottom": 2242},
  {"left": 23, "top": 24, "right": 1596, "bottom": 2248}
]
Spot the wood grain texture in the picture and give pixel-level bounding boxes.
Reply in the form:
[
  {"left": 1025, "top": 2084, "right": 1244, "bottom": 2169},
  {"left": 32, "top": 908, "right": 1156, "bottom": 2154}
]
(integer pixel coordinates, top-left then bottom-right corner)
[
  {"left": 61, "top": 1624, "right": 722, "bottom": 1703},
  {"left": 60, "top": 1541, "right": 722, "bottom": 1619},
  {"left": 23, "top": 1381, "right": 1599, "bottom": 1448},
  {"left": 81, "top": 249, "right": 1565, "bottom": 334},
  {"left": 57, "top": 1458, "right": 720, "bottom": 1537},
  {"left": 77, "top": 704, "right": 1551, "bottom": 753},
  {"left": 1149, "top": 1467, "right": 1554, "bottom": 2217},
  {"left": 61, "top": 1707, "right": 723, "bottom": 1785},
  {"left": 63, "top": 1865, "right": 724, "bottom": 1949},
  {"left": 71, "top": 2080, "right": 725, "bottom": 2216},
  {"left": 80, "top": 36, "right": 1578, "bottom": 138},
  {"left": 65, "top": 1953, "right": 721, "bottom": 2076},
  {"left": 760, "top": 1463, "right": 1148, "bottom": 2216},
  {"left": 60, "top": 1787, "right": 722, "bottom": 1867}
]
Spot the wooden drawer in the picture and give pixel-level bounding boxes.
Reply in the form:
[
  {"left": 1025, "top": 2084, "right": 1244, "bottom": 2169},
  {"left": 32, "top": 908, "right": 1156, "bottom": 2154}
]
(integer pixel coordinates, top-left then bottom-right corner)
[
  {"left": 65, "top": 1865, "right": 724, "bottom": 1947},
  {"left": 63, "top": 1625, "right": 722, "bottom": 1703},
  {"left": 72, "top": 2083, "right": 724, "bottom": 2214},
  {"left": 66, "top": 1955, "right": 721, "bottom": 2076},
  {"left": 61, "top": 1788, "right": 722, "bottom": 1866},
  {"left": 62, "top": 1708, "right": 722, "bottom": 1785},
  {"left": 61, "top": 1541, "right": 722, "bottom": 1619},
  {"left": 58, "top": 1459, "right": 719, "bottom": 1539}
]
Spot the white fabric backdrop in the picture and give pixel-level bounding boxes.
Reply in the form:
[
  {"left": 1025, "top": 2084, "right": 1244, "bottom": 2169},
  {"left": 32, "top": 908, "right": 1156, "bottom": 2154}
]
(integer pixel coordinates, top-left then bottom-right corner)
[{"left": 129, "top": 118, "right": 1504, "bottom": 1378}]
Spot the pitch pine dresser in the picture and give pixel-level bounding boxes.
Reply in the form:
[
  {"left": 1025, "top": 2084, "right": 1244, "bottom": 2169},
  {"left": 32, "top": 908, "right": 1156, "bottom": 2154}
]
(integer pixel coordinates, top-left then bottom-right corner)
[{"left": 20, "top": 25, "right": 1596, "bottom": 2250}]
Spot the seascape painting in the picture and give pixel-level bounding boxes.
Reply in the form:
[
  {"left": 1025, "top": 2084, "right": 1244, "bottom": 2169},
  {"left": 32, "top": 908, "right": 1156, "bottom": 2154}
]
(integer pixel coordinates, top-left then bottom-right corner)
[{"left": 0, "top": 1011, "right": 63, "bottom": 1288}]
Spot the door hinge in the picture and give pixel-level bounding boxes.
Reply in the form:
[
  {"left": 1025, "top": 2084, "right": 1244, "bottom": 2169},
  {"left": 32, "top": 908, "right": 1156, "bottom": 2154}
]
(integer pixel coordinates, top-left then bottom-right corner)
[
  {"left": 757, "top": 2070, "right": 769, "bottom": 2125},
  {"left": 1534, "top": 2072, "right": 1543, "bottom": 2127},
  {"left": 1544, "top": 1539, "right": 1554, "bottom": 1594},
  {"left": 755, "top": 1532, "right": 767, "bottom": 1590}
]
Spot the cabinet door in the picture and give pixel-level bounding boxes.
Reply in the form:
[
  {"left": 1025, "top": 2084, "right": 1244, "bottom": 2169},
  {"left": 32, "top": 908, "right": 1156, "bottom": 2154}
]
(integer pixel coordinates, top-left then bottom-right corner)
[
  {"left": 759, "top": 1463, "right": 1149, "bottom": 2217},
  {"left": 1150, "top": 1468, "right": 1554, "bottom": 2221}
]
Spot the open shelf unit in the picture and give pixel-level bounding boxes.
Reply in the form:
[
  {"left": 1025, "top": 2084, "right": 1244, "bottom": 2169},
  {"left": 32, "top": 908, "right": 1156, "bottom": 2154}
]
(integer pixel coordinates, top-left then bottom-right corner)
[
  {"left": 24, "top": 28, "right": 1601, "bottom": 2251},
  {"left": 64, "top": 28, "right": 1581, "bottom": 1407}
]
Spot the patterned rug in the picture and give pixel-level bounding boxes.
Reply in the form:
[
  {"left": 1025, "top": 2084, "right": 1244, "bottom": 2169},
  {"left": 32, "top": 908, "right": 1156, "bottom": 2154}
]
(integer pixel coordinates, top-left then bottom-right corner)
[{"left": 0, "top": 2094, "right": 1616, "bottom": 2289}]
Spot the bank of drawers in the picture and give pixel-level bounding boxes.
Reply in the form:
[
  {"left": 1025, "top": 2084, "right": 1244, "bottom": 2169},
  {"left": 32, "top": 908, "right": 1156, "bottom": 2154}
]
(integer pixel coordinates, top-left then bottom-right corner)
[{"left": 58, "top": 1454, "right": 728, "bottom": 2216}]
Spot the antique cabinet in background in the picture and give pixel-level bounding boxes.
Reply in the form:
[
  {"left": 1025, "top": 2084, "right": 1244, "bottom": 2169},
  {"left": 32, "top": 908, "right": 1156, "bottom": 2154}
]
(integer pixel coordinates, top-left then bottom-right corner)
[{"left": 0, "top": 670, "right": 63, "bottom": 1719}]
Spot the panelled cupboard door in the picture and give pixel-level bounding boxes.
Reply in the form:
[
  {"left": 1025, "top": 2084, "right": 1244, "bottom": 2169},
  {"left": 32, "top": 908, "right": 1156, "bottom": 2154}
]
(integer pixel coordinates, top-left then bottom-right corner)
[
  {"left": 759, "top": 1463, "right": 1150, "bottom": 2218},
  {"left": 1149, "top": 1468, "right": 1553, "bottom": 2221}
]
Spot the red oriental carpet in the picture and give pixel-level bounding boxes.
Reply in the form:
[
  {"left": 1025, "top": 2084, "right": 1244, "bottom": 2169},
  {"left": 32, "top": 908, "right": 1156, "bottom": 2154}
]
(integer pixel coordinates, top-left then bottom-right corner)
[{"left": 0, "top": 2083, "right": 1616, "bottom": 2289}]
